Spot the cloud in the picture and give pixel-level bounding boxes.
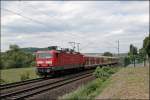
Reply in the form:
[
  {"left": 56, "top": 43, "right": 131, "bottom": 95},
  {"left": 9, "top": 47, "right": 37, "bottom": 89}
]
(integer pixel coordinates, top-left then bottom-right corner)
[{"left": 1, "top": 1, "right": 149, "bottom": 53}]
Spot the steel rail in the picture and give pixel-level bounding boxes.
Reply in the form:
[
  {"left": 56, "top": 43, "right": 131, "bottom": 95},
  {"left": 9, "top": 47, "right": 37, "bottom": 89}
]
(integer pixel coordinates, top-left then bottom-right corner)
[
  {"left": 0, "top": 78, "right": 44, "bottom": 90},
  {"left": 1, "top": 70, "right": 94, "bottom": 100}
]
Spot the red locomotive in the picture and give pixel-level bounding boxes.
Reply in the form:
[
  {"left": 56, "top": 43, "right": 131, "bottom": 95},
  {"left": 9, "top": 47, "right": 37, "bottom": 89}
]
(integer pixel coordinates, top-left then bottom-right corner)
[{"left": 35, "top": 46, "right": 119, "bottom": 76}]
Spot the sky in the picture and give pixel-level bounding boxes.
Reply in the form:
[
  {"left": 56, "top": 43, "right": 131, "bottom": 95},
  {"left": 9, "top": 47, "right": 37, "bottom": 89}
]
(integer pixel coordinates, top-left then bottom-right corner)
[{"left": 1, "top": 1, "right": 149, "bottom": 53}]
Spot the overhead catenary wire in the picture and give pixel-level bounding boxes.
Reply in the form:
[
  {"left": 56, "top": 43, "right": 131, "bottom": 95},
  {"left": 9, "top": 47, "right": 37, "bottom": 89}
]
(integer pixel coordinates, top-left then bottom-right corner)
[
  {"left": 2, "top": 4, "right": 95, "bottom": 41},
  {"left": 1, "top": 7, "right": 82, "bottom": 43},
  {"left": 1, "top": 7, "right": 64, "bottom": 45},
  {"left": 1, "top": 6, "right": 120, "bottom": 53},
  {"left": 1, "top": 7, "right": 48, "bottom": 27},
  {"left": 1, "top": 7, "right": 85, "bottom": 49}
]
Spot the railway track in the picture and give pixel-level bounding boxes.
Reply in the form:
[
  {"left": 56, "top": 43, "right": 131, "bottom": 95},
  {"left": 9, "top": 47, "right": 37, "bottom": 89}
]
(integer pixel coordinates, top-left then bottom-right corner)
[
  {"left": 0, "top": 70, "right": 94, "bottom": 100},
  {"left": 0, "top": 78, "right": 44, "bottom": 90}
]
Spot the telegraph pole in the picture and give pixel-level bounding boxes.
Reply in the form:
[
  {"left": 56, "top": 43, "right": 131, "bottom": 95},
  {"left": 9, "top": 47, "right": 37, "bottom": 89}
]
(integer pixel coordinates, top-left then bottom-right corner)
[
  {"left": 117, "top": 40, "right": 120, "bottom": 57},
  {"left": 148, "top": 33, "right": 150, "bottom": 68}
]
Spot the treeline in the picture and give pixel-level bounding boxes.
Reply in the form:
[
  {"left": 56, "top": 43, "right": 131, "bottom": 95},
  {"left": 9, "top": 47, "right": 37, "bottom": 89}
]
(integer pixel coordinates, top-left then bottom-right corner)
[
  {"left": 124, "top": 35, "right": 150, "bottom": 67},
  {"left": 21, "top": 47, "right": 49, "bottom": 53},
  {"left": 0, "top": 45, "right": 35, "bottom": 69}
]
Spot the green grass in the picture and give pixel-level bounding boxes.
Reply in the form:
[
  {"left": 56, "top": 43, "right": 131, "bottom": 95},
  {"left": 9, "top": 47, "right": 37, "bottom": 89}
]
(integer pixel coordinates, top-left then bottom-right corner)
[
  {"left": 61, "top": 78, "right": 110, "bottom": 100},
  {"left": 0, "top": 67, "right": 39, "bottom": 84},
  {"left": 60, "top": 67, "right": 121, "bottom": 100},
  {"left": 95, "top": 66, "right": 149, "bottom": 99}
]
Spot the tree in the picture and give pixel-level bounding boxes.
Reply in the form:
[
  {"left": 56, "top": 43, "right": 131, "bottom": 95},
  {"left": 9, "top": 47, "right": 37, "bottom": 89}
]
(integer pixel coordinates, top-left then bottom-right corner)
[
  {"left": 143, "top": 35, "right": 150, "bottom": 67},
  {"left": 124, "top": 56, "right": 131, "bottom": 67},
  {"left": 128, "top": 44, "right": 138, "bottom": 67},
  {"left": 9, "top": 44, "right": 20, "bottom": 52},
  {"left": 1, "top": 44, "right": 35, "bottom": 69},
  {"left": 0, "top": 53, "right": 5, "bottom": 69},
  {"left": 129, "top": 44, "right": 138, "bottom": 55},
  {"left": 138, "top": 48, "right": 146, "bottom": 66},
  {"left": 103, "top": 52, "right": 113, "bottom": 57}
]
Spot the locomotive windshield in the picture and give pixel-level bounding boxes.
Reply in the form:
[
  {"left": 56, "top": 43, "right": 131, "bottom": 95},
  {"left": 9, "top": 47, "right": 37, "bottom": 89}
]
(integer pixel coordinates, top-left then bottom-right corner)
[{"left": 37, "top": 53, "right": 52, "bottom": 58}]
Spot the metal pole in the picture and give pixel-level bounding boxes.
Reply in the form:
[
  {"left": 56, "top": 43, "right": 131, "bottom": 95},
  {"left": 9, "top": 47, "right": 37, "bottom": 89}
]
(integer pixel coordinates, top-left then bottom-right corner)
[
  {"left": 68, "top": 42, "right": 76, "bottom": 51},
  {"left": 148, "top": 33, "right": 150, "bottom": 68},
  {"left": 118, "top": 40, "right": 120, "bottom": 57},
  {"left": 77, "top": 43, "right": 80, "bottom": 52}
]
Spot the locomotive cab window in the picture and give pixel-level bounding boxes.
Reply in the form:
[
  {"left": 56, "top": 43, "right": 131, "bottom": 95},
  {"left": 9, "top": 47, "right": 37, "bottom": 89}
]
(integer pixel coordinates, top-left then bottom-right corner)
[{"left": 37, "top": 53, "right": 52, "bottom": 58}]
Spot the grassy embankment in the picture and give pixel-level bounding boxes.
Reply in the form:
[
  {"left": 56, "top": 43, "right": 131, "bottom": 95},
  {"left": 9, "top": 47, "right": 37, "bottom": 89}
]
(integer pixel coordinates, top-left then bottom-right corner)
[
  {"left": 0, "top": 67, "right": 39, "bottom": 84},
  {"left": 60, "top": 66, "right": 121, "bottom": 100},
  {"left": 96, "top": 66, "right": 149, "bottom": 99},
  {"left": 61, "top": 66, "right": 149, "bottom": 100}
]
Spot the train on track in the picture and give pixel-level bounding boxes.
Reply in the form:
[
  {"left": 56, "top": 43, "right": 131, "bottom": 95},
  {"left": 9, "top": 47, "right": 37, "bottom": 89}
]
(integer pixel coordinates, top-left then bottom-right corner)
[{"left": 35, "top": 46, "right": 119, "bottom": 77}]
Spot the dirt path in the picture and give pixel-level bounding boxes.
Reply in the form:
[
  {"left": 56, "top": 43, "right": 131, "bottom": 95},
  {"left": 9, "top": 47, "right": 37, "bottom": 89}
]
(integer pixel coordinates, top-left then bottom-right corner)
[{"left": 96, "top": 66, "right": 149, "bottom": 99}]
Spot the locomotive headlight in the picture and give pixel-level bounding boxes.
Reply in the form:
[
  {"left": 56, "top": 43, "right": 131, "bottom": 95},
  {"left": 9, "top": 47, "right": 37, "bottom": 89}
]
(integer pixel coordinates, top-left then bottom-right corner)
[
  {"left": 37, "top": 61, "right": 43, "bottom": 64},
  {"left": 46, "top": 61, "right": 52, "bottom": 64}
]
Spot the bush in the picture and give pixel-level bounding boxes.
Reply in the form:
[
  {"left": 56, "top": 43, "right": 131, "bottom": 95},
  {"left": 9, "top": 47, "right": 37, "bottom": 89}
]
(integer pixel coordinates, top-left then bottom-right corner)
[
  {"left": 124, "top": 56, "right": 131, "bottom": 67},
  {"left": 84, "top": 79, "right": 103, "bottom": 95},
  {"left": 93, "top": 66, "right": 119, "bottom": 81},
  {"left": 20, "top": 71, "right": 30, "bottom": 81},
  {"left": 61, "top": 79, "right": 105, "bottom": 100},
  {"left": 93, "top": 67, "right": 109, "bottom": 80},
  {"left": 107, "top": 68, "right": 117, "bottom": 74}
]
